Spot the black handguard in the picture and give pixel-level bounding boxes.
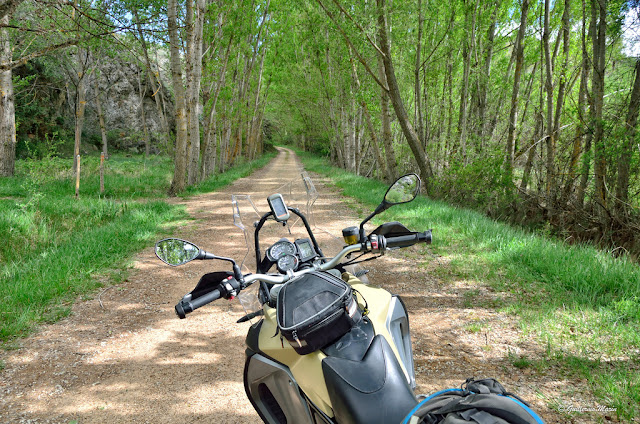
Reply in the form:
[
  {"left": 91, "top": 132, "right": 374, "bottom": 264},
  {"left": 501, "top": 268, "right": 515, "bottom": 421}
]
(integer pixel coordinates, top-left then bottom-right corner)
[{"left": 384, "top": 230, "right": 432, "bottom": 249}]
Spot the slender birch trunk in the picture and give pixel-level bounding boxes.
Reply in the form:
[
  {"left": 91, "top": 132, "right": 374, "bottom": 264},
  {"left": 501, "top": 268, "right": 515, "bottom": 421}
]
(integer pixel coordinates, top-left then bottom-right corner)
[
  {"left": 73, "top": 48, "right": 87, "bottom": 174},
  {"left": 0, "top": 14, "right": 16, "bottom": 177},
  {"left": 94, "top": 81, "right": 109, "bottom": 158}
]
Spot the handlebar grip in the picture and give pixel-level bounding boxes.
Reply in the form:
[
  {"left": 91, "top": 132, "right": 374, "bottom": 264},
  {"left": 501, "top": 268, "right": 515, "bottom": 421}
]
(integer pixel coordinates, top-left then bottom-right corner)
[
  {"left": 175, "top": 288, "right": 221, "bottom": 319},
  {"left": 385, "top": 230, "right": 432, "bottom": 249}
]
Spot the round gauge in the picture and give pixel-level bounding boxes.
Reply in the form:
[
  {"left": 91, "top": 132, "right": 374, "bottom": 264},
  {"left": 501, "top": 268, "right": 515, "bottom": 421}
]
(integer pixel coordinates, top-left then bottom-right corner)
[
  {"left": 267, "top": 240, "right": 296, "bottom": 261},
  {"left": 277, "top": 255, "right": 299, "bottom": 272}
]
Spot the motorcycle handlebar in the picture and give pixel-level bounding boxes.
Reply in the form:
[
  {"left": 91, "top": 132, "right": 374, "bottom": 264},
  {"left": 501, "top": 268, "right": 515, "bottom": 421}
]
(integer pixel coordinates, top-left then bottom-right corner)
[
  {"left": 384, "top": 230, "right": 432, "bottom": 249},
  {"left": 175, "top": 288, "right": 221, "bottom": 319},
  {"left": 174, "top": 228, "right": 432, "bottom": 317},
  {"left": 242, "top": 230, "right": 432, "bottom": 285}
]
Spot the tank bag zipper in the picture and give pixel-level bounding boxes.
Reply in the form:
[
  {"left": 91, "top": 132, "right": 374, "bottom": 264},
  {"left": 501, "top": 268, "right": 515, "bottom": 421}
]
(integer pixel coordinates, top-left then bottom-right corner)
[{"left": 292, "top": 330, "right": 302, "bottom": 348}]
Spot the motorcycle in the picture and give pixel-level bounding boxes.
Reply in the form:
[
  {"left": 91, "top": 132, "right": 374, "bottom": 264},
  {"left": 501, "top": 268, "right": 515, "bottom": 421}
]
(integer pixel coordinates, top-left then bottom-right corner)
[{"left": 155, "top": 173, "right": 432, "bottom": 424}]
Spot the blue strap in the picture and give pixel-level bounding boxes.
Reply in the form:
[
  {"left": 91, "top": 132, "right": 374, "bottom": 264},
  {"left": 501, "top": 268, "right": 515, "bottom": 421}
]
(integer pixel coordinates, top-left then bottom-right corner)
[
  {"left": 401, "top": 389, "right": 464, "bottom": 424},
  {"left": 401, "top": 390, "right": 545, "bottom": 424},
  {"left": 503, "top": 394, "right": 545, "bottom": 424}
]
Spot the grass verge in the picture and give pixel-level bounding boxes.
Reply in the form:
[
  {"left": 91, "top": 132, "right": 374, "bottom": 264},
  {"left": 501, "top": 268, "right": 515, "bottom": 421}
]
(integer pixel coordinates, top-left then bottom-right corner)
[
  {"left": 0, "top": 152, "right": 274, "bottom": 344},
  {"left": 297, "top": 150, "right": 640, "bottom": 422}
]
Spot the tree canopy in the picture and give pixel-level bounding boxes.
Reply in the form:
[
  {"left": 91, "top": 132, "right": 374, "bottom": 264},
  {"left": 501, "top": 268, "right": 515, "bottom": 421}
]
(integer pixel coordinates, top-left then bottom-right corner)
[{"left": 1, "top": 0, "right": 639, "bottom": 253}]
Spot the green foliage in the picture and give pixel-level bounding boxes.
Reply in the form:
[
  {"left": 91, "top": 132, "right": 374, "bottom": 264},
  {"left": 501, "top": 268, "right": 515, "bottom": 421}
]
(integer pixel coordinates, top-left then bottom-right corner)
[
  {"left": 433, "top": 153, "right": 517, "bottom": 214},
  {"left": 12, "top": 59, "right": 73, "bottom": 160}
]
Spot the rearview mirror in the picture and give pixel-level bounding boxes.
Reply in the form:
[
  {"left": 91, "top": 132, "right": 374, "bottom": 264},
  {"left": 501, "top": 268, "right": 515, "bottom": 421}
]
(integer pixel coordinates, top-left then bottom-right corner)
[
  {"left": 384, "top": 174, "right": 420, "bottom": 205},
  {"left": 155, "top": 238, "right": 202, "bottom": 266},
  {"left": 357, "top": 173, "right": 421, "bottom": 243}
]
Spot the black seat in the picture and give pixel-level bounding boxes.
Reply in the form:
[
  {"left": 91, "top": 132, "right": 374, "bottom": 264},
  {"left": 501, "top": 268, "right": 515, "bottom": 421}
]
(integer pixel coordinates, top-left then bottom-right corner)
[{"left": 322, "top": 334, "right": 418, "bottom": 424}]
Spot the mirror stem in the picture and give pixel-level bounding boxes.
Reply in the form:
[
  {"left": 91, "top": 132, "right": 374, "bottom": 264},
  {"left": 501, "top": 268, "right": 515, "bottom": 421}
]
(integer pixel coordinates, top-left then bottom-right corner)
[
  {"left": 359, "top": 202, "right": 389, "bottom": 242},
  {"left": 197, "top": 250, "right": 217, "bottom": 260},
  {"left": 232, "top": 263, "right": 244, "bottom": 286},
  {"left": 197, "top": 251, "right": 241, "bottom": 281}
]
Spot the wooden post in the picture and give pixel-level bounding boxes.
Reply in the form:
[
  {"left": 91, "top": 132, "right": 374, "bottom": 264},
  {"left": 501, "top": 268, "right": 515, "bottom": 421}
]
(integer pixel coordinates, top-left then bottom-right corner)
[
  {"left": 75, "top": 154, "right": 81, "bottom": 198},
  {"left": 100, "top": 152, "right": 105, "bottom": 194}
]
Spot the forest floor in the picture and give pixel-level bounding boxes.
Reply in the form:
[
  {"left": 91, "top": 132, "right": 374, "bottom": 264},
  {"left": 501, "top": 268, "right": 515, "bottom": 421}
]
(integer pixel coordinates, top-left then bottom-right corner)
[{"left": 0, "top": 148, "right": 614, "bottom": 423}]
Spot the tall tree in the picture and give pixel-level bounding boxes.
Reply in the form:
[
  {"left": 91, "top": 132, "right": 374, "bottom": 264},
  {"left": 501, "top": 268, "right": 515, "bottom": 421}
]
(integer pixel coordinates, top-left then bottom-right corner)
[
  {"left": 132, "top": 8, "right": 170, "bottom": 146},
  {"left": 0, "top": 12, "right": 15, "bottom": 177},
  {"left": 378, "top": 54, "right": 398, "bottom": 179},
  {"left": 376, "top": 0, "right": 433, "bottom": 184},
  {"left": 564, "top": 0, "right": 590, "bottom": 205},
  {"left": 543, "top": 0, "right": 556, "bottom": 206},
  {"left": 591, "top": 0, "right": 608, "bottom": 221},
  {"left": 186, "top": 0, "right": 206, "bottom": 184},
  {"left": 505, "top": 0, "right": 530, "bottom": 177},
  {"left": 168, "top": 0, "right": 188, "bottom": 194},
  {"left": 615, "top": 59, "right": 640, "bottom": 216}
]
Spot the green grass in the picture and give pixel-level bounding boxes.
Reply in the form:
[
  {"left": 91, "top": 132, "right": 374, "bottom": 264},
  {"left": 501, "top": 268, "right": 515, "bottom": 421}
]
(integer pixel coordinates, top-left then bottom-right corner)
[
  {"left": 0, "top": 152, "right": 273, "bottom": 344},
  {"left": 297, "top": 150, "right": 640, "bottom": 422}
]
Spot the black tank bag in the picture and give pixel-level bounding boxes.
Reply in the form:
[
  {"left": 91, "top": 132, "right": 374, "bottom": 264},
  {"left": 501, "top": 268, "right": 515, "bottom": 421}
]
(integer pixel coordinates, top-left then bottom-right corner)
[{"left": 276, "top": 271, "right": 361, "bottom": 355}]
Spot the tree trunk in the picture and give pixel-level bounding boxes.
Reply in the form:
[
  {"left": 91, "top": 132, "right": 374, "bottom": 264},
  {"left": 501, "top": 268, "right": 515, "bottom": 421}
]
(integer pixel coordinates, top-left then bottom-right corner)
[
  {"left": 133, "top": 9, "right": 170, "bottom": 142},
  {"left": 218, "top": 108, "right": 232, "bottom": 173},
  {"left": 0, "top": 14, "right": 16, "bottom": 177},
  {"left": 73, "top": 48, "right": 87, "bottom": 174},
  {"left": 551, "top": 0, "right": 571, "bottom": 198},
  {"left": 377, "top": 0, "right": 433, "bottom": 186},
  {"left": 520, "top": 112, "right": 543, "bottom": 192},
  {"left": 201, "top": 35, "right": 233, "bottom": 179},
  {"left": 247, "top": 49, "right": 267, "bottom": 161},
  {"left": 457, "top": 0, "right": 478, "bottom": 162},
  {"left": 543, "top": 0, "right": 556, "bottom": 207},
  {"left": 615, "top": 59, "right": 640, "bottom": 216},
  {"left": 563, "top": 1, "right": 589, "bottom": 204},
  {"left": 95, "top": 81, "right": 109, "bottom": 158},
  {"left": 185, "top": 0, "right": 203, "bottom": 185},
  {"left": 505, "top": 0, "right": 529, "bottom": 177},
  {"left": 201, "top": 116, "right": 217, "bottom": 179},
  {"left": 168, "top": 0, "right": 188, "bottom": 194},
  {"left": 478, "top": 2, "right": 499, "bottom": 139},
  {"left": 137, "top": 69, "right": 150, "bottom": 157},
  {"left": 414, "top": 0, "right": 424, "bottom": 144},
  {"left": 577, "top": 0, "right": 595, "bottom": 207},
  {"left": 591, "top": 0, "right": 608, "bottom": 220},
  {"left": 378, "top": 56, "right": 398, "bottom": 179},
  {"left": 445, "top": 53, "right": 454, "bottom": 163},
  {"left": 362, "top": 101, "right": 391, "bottom": 182}
]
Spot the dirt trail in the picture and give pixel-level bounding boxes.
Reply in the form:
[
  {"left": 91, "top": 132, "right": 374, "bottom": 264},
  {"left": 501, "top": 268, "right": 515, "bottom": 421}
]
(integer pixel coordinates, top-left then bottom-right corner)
[{"left": 1, "top": 148, "right": 602, "bottom": 423}]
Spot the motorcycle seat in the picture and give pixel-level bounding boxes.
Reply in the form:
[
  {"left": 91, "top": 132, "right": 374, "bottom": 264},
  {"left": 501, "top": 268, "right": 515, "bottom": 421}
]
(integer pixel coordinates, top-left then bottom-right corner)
[{"left": 322, "top": 334, "right": 418, "bottom": 424}]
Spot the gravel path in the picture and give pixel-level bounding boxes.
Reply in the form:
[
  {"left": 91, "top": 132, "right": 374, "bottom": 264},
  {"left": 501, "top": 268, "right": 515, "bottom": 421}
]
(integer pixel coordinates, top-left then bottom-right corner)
[{"left": 0, "top": 148, "right": 606, "bottom": 423}]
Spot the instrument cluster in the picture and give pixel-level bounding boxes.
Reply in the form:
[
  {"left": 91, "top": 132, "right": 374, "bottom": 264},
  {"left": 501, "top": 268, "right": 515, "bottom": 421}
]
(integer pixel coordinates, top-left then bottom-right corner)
[{"left": 266, "top": 239, "right": 317, "bottom": 273}]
